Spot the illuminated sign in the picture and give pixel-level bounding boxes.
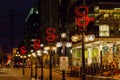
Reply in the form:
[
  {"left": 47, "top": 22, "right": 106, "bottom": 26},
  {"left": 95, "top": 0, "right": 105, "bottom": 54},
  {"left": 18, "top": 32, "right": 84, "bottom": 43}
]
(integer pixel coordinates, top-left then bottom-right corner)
[
  {"left": 46, "top": 27, "right": 58, "bottom": 42},
  {"left": 33, "top": 39, "right": 40, "bottom": 50},
  {"left": 20, "top": 46, "right": 27, "bottom": 55},
  {"left": 75, "top": 6, "right": 94, "bottom": 27}
]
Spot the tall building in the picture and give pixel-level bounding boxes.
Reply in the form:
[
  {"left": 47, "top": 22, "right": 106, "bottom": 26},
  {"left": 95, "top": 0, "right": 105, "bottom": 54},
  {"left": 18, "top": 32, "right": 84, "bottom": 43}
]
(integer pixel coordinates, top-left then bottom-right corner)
[{"left": 24, "top": 7, "right": 40, "bottom": 52}]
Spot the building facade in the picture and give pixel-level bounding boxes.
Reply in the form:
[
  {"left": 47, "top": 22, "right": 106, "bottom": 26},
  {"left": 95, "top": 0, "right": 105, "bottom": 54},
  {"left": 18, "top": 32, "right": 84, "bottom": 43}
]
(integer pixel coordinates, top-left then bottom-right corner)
[{"left": 72, "top": 2, "right": 120, "bottom": 70}]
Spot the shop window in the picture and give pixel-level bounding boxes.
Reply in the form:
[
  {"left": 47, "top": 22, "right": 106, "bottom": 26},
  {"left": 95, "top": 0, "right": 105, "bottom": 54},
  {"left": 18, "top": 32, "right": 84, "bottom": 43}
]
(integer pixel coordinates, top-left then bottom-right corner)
[
  {"left": 94, "top": 6, "right": 99, "bottom": 12},
  {"left": 104, "top": 14, "right": 109, "bottom": 19},
  {"left": 99, "top": 24, "right": 109, "bottom": 37}
]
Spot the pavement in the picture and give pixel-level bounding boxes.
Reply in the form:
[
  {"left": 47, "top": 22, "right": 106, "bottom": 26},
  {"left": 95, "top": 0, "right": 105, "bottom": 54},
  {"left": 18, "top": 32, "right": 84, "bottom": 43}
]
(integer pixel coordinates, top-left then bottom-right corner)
[
  {"left": 0, "top": 68, "right": 80, "bottom": 80},
  {"left": 1, "top": 68, "right": 120, "bottom": 80}
]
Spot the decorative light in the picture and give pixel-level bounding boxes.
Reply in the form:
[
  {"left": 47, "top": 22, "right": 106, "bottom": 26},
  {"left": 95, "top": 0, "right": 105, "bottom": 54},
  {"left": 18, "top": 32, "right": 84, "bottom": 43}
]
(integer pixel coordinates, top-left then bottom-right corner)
[
  {"left": 56, "top": 42, "right": 63, "bottom": 47},
  {"left": 37, "top": 50, "right": 41, "bottom": 56},
  {"left": 32, "top": 52, "right": 36, "bottom": 57},
  {"left": 51, "top": 46, "right": 57, "bottom": 51},
  {"left": 84, "top": 35, "right": 89, "bottom": 42},
  {"left": 28, "top": 54, "right": 31, "bottom": 57},
  {"left": 61, "top": 33, "right": 67, "bottom": 39},
  {"left": 66, "top": 42, "right": 72, "bottom": 47},
  {"left": 30, "top": 49, "right": 34, "bottom": 53},
  {"left": 44, "top": 46, "right": 50, "bottom": 51},
  {"left": 40, "top": 44, "right": 44, "bottom": 47},
  {"left": 71, "top": 35, "right": 79, "bottom": 42},
  {"left": 20, "top": 55, "right": 26, "bottom": 58},
  {"left": 100, "top": 44, "right": 102, "bottom": 51},
  {"left": 78, "top": 34, "right": 82, "bottom": 41},
  {"left": 88, "top": 34, "right": 95, "bottom": 41}
]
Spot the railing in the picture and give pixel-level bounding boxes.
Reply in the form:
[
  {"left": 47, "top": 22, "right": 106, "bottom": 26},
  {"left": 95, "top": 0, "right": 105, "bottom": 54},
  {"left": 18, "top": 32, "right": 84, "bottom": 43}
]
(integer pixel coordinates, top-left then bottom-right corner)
[{"left": 86, "top": 75, "right": 120, "bottom": 80}]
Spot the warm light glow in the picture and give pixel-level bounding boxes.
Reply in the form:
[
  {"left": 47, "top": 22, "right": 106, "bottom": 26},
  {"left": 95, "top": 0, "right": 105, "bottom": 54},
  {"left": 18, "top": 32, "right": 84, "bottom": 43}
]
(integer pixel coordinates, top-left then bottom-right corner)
[
  {"left": 61, "top": 33, "right": 67, "bottom": 39},
  {"left": 28, "top": 54, "right": 31, "bottom": 57},
  {"left": 30, "top": 49, "right": 34, "bottom": 53},
  {"left": 40, "top": 44, "right": 44, "bottom": 47},
  {"left": 43, "top": 50, "right": 48, "bottom": 54},
  {"left": 88, "top": 34, "right": 95, "bottom": 41},
  {"left": 37, "top": 50, "right": 42, "bottom": 56},
  {"left": 24, "top": 56, "right": 27, "bottom": 58},
  {"left": 37, "top": 52, "right": 41, "bottom": 56},
  {"left": 44, "top": 46, "right": 50, "bottom": 51},
  {"left": 84, "top": 35, "right": 89, "bottom": 42},
  {"left": 71, "top": 35, "right": 79, "bottom": 42},
  {"left": 32, "top": 52, "right": 36, "bottom": 57},
  {"left": 56, "top": 42, "right": 63, "bottom": 47},
  {"left": 100, "top": 44, "right": 102, "bottom": 51},
  {"left": 37, "top": 50, "right": 41, "bottom": 54},
  {"left": 66, "top": 42, "right": 72, "bottom": 47},
  {"left": 51, "top": 46, "right": 57, "bottom": 51}
]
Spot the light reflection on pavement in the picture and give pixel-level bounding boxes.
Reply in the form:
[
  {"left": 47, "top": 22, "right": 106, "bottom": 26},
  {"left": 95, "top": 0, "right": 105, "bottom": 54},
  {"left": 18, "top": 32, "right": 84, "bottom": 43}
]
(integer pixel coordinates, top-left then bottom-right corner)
[{"left": 0, "top": 68, "right": 80, "bottom": 80}]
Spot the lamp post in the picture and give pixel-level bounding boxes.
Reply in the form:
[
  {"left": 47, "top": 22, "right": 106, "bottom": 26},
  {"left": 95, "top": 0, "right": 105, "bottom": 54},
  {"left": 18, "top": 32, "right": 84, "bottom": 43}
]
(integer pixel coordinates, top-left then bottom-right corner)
[
  {"left": 71, "top": 32, "right": 95, "bottom": 79},
  {"left": 36, "top": 49, "right": 42, "bottom": 80},
  {"left": 20, "top": 55, "right": 26, "bottom": 76},
  {"left": 30, "top": 49, "right": 34, "bottom": 79},
  {"left": 40, "top": 44, "right": 44, "bottom": 80},
  {"left": 35, "top": 53, "right": 38, "bottom": 79},
  {"left": 44, "top": 45, "right": 57, "bottom": 80},
  {"left": 81, "top": 28, "right": 85, "bottom": 80},
  {"left": 72, "top": 4, "right": 94, "bottom": 79},
  {"left": 100, "top": 43, "right": 103, "bottom": 75},
  {"left": 56, "top": 33, "right": 72, "bottom": 80}
]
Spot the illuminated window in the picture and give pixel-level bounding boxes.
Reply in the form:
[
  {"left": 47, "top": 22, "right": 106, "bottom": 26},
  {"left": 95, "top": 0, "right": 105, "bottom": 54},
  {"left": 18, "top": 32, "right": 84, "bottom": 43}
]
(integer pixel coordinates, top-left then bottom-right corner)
[
  {"left": 104, "top": 13, "right": 109, "bottom": 18},
  {"left": 99, "top": 24, "right": 109, "bottom": 37},
  {"left": 94, "top": 6, "right": 99, "bottom": 12}
]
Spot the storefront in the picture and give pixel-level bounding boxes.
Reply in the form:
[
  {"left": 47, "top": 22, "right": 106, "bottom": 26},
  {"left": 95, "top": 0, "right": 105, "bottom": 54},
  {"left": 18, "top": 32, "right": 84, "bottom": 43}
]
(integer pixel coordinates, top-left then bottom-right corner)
[{"left": 72, "top": 38, "right": 120, "bottom": 68}]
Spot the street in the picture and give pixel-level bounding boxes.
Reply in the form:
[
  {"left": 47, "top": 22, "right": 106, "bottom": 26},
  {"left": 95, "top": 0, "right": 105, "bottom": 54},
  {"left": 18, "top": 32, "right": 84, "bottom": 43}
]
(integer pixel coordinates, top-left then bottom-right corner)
[
  {"left": 1, "top": 67, "right": 120, "bottom": 80},
  {"left": 0, "top": 68, "right": 80, "bottom": 80}
]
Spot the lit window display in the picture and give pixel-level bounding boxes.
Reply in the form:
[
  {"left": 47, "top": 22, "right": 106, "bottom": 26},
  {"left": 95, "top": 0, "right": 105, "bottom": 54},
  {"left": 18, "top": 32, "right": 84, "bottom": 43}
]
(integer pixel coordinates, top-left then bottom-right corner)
[
  {"left": 99, "top": 24, "right": 109, "bottom": 37},
  {"left": 72, "top": 41, "right": 120, "bottom": 69}
]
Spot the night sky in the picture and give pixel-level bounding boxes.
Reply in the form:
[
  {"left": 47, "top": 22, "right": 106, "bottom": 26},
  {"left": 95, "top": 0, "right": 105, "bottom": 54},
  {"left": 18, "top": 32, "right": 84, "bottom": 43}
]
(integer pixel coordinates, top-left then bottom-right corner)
[
  {"left": 0, "top": 0, "right": 37, "bottom": 50},
  {"left": 0, "top": 0, "right": 119, "bottom": 51}
]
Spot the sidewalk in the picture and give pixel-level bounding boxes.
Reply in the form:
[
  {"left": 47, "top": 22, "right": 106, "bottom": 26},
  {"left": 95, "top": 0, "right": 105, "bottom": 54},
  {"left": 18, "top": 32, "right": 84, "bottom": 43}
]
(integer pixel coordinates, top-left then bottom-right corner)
[{"left": 0, "top": 68, "right": 80, "bottom": 80}]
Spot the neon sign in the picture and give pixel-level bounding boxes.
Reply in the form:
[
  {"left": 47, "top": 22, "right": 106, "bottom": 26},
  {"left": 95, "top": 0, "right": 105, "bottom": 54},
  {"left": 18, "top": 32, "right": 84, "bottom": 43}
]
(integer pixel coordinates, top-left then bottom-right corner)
[
  {"left": 46, "top": 27, "right": 58, "bottom": 42},
  {"left": 33, "top": 39, "right": 40, "bottom": 50},
  {"left": 20, "top": 46, "right": 27, "bottom": 55},
  {"left": 75, "top": 6, "right": 94, "bottom": 27}
]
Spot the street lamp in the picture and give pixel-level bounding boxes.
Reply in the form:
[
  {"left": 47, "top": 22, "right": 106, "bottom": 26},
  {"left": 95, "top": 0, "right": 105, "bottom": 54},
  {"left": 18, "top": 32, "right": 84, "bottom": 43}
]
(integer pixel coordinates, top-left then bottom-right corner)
[
  {"left": 20, "top": 55, "right": 26, "bottom": 75},
  {"left": 34, "top": 49, "right": 42, "bottom": 80},
  {"left": 71, "top": 31, "right": 95, "bottom": 79},
  {"left": 56, "top": 33, "right": 72, "bottom": 80},
  {"left": 100, "top": 43, "right": 103, "bottom": 75},
  {"left": 30, "top": 49, "right": 34, "bottom": 79},
  {"left": 38, "top": 44, "right": 44, "bottom": 80},
  {"left": 44, "top": 45, "right": 56, "bottom": 80}
]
